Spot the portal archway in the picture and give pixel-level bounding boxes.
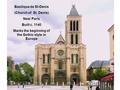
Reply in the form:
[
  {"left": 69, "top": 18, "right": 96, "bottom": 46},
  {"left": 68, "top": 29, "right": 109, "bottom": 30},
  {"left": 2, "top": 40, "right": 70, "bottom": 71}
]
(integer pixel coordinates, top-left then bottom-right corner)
[
  {"left": 70, "top": 74, "right": 80, "bottom": 85},
  {"left": 41, "top": 74, "right": 50, "bottom": 85},
  {"left": 55, "top": 71, "right": 66, "bottom": 85}
]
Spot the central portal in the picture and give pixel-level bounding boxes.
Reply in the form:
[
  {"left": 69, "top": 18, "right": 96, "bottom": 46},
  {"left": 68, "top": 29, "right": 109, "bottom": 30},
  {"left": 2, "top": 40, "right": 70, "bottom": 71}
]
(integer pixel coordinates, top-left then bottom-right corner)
[
  {"left": 41, "top": 74, "right": 50, "bottom": 85},
  {"left": 70, "top": 74, "right": 80, "bottom": 85},
  {"left": 55, "top": 71, "right": 66, "bottom": 85}
]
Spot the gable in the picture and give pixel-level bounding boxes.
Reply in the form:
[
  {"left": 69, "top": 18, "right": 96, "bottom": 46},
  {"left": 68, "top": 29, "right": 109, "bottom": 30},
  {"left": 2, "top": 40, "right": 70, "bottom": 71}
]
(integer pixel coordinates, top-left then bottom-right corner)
[{"left": 55, "top": 34, "right": 65, "bottom": 44}]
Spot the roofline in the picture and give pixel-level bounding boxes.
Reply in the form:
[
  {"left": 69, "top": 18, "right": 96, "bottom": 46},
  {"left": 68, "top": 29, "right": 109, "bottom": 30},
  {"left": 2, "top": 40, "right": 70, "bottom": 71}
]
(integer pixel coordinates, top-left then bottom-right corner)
[
  {"left": 67, "top": 15, "right": 82, "bottom": 17},
  {"left": 55, "top": 34, "right": 65, "bottom": 44},
  {"left": 108, "top": 24, "right": 114, "bottom": 32}
]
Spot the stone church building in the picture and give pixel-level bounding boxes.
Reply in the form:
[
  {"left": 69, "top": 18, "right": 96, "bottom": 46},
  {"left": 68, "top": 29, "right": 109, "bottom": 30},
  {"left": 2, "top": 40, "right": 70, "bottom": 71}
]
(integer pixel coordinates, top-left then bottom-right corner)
[{"left": 34, "top": 5, "right": 87, "bottom": 85}]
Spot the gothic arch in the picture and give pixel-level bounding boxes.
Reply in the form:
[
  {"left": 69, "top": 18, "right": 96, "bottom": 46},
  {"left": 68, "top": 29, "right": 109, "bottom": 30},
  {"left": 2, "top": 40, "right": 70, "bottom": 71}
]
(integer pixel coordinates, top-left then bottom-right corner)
[
  {"left": 55, "top": 71, "right": 66, "bottom": 85},
  {"left": 75, "top": 34, "right": 78, "bottom": 44},
  {"left": 70, "top": 74, "right": 80, "bottom": 85},
  {"left": 71, "top": 34, "right": 73, "bottom": 44},
  {"left": 70, "top": 20, "right": 72, "bottom": 31},
  {"left": 76, "top": 21, "right": 78, "bottom": 31},
  {"left": 41, "top": 74, "right": 50, "bottom": 84},
  {"left": 73, "top": 20, "right": 75, "bottom": 31}
]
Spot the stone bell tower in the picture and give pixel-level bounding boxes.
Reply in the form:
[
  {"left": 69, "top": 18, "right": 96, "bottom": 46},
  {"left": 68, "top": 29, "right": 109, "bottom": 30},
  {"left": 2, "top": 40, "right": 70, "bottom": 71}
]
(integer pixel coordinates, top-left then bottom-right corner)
[
  {"left": 34, "top": 5, "right": 87, "bottom": 85},
  {"left": 65, "top": 5, "right": 82, "bottom": 45}
]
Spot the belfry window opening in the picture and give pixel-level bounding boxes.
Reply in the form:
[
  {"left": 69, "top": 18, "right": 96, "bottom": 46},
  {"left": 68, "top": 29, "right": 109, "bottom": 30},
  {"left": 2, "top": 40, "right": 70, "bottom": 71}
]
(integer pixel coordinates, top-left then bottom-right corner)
[{"left": 43, "top": 54, "right": 45, "bottom": 64}]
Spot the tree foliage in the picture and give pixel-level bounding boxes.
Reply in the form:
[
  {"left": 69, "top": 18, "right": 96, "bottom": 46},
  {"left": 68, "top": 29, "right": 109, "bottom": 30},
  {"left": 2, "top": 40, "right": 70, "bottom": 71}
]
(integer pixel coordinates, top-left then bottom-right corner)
[
  {"left": 7, "top": 57, "right": 34, "bottom": 85},
  {"left": 7, "top": 56, "right": 14, "bottom": 84},
  {"left": 88, "top": 68, "right": 108, "bottom": 80},
  {"left": 7, "top": 56, "right": 14, "bottom": 70},
  {"left": 12, "top": 71, "right": 21, "bottom": 83},
  {"left": 19, "top": 63, "right": 34, "bottom": 83}
]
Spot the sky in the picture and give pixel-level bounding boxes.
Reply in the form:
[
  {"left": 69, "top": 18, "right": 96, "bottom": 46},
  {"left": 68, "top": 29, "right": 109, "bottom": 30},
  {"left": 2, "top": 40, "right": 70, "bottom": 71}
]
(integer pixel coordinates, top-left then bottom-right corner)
[{"left": 7, "top": 0, "right": 113, "bottom": 68}]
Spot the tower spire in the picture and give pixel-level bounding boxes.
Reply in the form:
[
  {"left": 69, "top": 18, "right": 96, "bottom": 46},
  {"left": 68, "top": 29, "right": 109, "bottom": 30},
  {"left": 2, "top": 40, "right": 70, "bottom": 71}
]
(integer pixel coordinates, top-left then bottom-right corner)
[
  {"left": 72, "top": 4, "right": 75, "bottom": 8},
  {"left": 60, "top": 31, "right": 62, "bottom": 35},
  {"left": 71, "top": 0, "right": 77, "bottom": 7},
  {"left": 66, "top": 4, "right": 82, "bottom": 44},
  {"left": 68, "top": 4, "right": 79, "bottom": 16}
]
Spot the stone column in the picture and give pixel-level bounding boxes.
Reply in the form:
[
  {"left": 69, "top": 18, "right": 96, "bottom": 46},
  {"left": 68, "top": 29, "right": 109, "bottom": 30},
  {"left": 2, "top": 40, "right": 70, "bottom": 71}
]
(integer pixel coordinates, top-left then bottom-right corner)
[
  {"left": 66, "top": 46, "right": 71, "bottom": 85},
  {"left": 50, "top": 47, "right": 55, "bottom": 85},
  {"left": 83, "top": 46, "right": 87, "bottom": 84},
  {"left": 79, "top": 46, "right": 86, "bottom": 85},
  {"left": 38, "top": 47, "right": 42, "bottom": 85},
  {"left": 45, "top": 54, "right": 47, "bottom": 64},
  {"left": 38, "top": 49, "right": 42, "bottom": 85},
  {"left": 34, "top": 47, "right": 38, "bottom": 85},
  {"left": 79, "top": 18, "right": 82, "bottom": 43}
]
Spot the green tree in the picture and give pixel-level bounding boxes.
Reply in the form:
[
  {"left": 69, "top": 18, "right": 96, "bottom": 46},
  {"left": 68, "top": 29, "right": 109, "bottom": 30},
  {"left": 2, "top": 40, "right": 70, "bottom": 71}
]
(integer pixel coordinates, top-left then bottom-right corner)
[
  {"left": 88, "top": 68, "right": 108, "bottom": 81},
  {"left": 94, "top": 68, "right": 108, "bottom": 80},
  {"left": 12, "top": 71, "right": 21, "bottom": 83},
  {"left": 7, "top": 57, "right": 34, "bottom": 85},
  {"left": 7, "top": 56, "right": 14, "bottom": 84},
  {"left": 7, "top": 56, "right": 14, "bottom": 71},
  {"left": 15, "top": 64, "right": 21, "bottom": 72},
  {"left": 7, "top": 69, "right": 12, "bottom": 84},
  {"left": 19, "top": 62, "right": 34, "bottom": 83}
]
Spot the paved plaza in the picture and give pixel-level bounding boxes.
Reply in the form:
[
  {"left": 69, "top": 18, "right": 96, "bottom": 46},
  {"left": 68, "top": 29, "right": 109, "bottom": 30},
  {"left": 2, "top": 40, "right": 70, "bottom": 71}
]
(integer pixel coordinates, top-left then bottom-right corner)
[{"left": 7, "top": 85, "right": 97, "bottom": 90}]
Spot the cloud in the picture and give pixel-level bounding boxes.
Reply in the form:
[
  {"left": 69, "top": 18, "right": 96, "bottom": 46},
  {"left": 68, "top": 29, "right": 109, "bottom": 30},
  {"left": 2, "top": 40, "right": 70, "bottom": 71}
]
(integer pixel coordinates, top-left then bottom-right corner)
[
  {"left": 8, "top": 0, "right": 113, "bottom": 67},
  {"left": 7, "top": 40, "right": 34, "bottom": 59},
  {"left": 82, "top": 10, "right": 113, "bottom": 67}
]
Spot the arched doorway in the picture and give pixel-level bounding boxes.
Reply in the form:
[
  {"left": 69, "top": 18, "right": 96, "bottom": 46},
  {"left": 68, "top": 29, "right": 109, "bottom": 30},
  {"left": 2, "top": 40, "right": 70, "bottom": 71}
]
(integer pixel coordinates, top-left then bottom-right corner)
[
  {"left": 41, "top": 74, "right": 50, "bottom": 85},
  {"left": 55, "top": 71, "right": 66, "bottom": 85},
  {"left": 70, "top": 74, "right": 80, "bottom": 85}
]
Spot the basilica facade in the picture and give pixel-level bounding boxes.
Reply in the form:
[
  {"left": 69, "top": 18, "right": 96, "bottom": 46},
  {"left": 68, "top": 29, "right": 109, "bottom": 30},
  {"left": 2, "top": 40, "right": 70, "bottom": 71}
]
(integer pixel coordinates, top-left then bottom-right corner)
[{"left": 34, "top": 5, "right": 87, "bottom": 85}]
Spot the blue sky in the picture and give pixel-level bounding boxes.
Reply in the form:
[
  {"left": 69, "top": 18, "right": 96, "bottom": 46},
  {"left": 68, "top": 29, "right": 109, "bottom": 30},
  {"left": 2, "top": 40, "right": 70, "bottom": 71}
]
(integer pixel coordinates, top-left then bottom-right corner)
[{"left": 7, "top": 0, "right": 113, "bottom": 67}]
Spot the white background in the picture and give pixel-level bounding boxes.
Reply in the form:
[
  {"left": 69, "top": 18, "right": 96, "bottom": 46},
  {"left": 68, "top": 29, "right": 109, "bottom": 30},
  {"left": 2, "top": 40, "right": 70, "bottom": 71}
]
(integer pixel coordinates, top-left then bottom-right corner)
[
  {"left": 0, "top": 0, "right": 119, "bottom": 90},
  {"left": 0, "top": 0, "right": 7, "bottom": 89}
]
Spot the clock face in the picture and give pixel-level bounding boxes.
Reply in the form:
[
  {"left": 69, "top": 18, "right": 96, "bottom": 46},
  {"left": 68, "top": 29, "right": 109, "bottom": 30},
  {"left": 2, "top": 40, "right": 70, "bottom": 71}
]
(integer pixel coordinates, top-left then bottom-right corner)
[{"left": 57, "top": 50, "right": 64, "bottom": 56}]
